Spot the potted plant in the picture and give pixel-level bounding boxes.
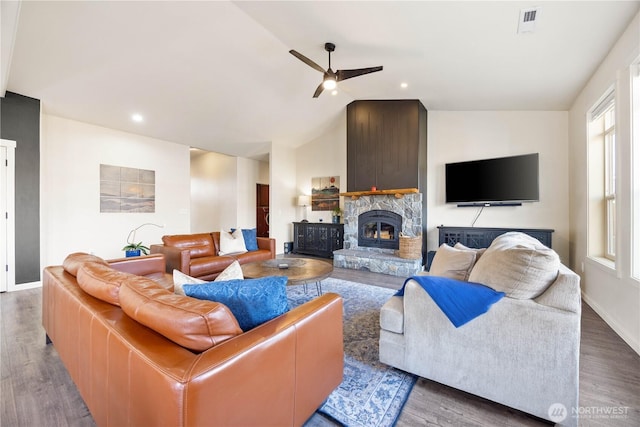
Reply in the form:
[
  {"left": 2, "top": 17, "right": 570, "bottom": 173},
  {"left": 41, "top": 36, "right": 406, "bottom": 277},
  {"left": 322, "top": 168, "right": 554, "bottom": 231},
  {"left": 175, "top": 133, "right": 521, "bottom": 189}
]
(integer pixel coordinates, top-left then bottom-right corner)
[
  {"left": 122, "top": 242, "right": 150, "bottom": 257},
  {"left": 331, "top": 207, "right": 343, "bottom": 224}
]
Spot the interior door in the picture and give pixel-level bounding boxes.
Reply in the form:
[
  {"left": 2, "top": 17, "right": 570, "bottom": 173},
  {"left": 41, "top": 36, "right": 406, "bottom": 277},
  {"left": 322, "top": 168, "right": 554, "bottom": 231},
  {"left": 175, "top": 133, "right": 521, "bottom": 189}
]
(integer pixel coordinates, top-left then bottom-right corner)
[
  {"left": 1, "top": 139, "right": 16, "bottom": 292},
  {"left": 1, "top": 146, "right": 7, "bottom": 292},
  {"left": 256, "top": 184, "right": 269, "bottom": 237}
]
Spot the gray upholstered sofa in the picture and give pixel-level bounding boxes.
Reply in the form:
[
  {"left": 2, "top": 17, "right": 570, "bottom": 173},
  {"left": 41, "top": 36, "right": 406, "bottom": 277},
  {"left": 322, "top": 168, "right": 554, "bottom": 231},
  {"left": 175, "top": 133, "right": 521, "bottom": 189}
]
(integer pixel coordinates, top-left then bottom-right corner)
[{"left": 379, "top": 232, "right": 581, "bottom": 426}]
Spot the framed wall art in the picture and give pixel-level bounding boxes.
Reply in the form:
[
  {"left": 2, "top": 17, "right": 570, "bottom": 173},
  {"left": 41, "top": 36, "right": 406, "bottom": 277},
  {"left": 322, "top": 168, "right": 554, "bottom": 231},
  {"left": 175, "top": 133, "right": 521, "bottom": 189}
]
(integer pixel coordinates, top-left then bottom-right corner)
[
  {"left": 100, "top": 164, "right": 155, "bottom": 213},
  {"left": 311, "top": 176, "right": 340, "bottom": 211}
]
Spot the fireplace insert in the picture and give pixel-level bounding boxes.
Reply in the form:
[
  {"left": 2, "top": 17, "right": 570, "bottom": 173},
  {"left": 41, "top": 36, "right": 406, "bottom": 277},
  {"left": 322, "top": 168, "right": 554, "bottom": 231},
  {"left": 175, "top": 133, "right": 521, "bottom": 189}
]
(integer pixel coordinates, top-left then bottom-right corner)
[{"left": 358, "top": 210, "right": 402, "bottom": 250}]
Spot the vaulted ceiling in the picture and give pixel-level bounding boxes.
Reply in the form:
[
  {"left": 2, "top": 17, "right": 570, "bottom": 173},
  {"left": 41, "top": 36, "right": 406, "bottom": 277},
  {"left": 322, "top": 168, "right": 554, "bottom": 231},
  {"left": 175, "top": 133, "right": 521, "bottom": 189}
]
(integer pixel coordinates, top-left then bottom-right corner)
[{"left": 2, "top": 1, "right": 638, "bottom": 159}]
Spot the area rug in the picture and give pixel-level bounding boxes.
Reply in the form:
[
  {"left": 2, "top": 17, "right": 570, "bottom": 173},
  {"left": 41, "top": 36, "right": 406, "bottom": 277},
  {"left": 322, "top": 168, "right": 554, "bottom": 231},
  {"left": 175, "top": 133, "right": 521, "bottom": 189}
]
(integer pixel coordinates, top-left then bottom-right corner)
[{"left": 287, "top": 278, "right": 417, "bottom": 427}]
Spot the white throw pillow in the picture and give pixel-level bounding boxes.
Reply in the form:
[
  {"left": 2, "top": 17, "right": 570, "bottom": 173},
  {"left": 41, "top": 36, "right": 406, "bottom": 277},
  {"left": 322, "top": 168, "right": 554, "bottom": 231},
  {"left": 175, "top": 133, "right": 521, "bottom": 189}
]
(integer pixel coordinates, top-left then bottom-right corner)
[
  {"left": 214, "top": 260, "right": 244, "bottom": 282},
  {"left": 173, "top": 269, "right": 206, "bottom": 296},
  {"left": 429, "top": 243, "right": 477, "bottom": 281},
  {"left": 219, "top": 229, "right": 248, "bottom": 255},
  {"left": 468, "top": 232, "right": 560, "bottom": 299}
]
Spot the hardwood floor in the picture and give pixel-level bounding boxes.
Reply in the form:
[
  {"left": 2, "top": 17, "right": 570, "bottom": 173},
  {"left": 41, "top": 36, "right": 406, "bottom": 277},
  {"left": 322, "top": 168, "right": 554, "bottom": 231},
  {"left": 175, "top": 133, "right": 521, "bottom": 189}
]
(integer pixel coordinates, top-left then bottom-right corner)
[{"left": 1, "top": 265, "right": 638, "bottom": 426}]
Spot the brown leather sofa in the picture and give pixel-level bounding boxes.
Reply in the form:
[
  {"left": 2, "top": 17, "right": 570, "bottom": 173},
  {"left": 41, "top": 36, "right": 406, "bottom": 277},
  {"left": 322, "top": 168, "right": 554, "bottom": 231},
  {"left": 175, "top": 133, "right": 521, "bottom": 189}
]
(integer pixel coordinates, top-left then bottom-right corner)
[
  {"left": 42, "top": 252, "right": 344, "bottom": 427},
  {"left": 150, "top": 232, "right": 276, "bottom": 280}
]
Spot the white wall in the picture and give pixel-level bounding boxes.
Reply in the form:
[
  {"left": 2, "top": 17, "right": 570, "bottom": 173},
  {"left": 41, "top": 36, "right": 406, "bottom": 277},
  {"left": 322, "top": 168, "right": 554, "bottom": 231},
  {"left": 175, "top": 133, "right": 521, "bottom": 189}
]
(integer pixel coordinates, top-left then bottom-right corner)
[
  {"left": 568, "top": 12, "right": 639, "bottom": 353},
  {"left": 190, "top": 151, "right": 268, "bottom": 233},
  {"left": 190, "top": 151, "right": 236, "bottom": 232},
  {"left": 295, "top": 114, "right": 347, "bottom": 224},
  {"left": 427, "top": 111, "right": 571, "bottom": 263},
  {"left": 293, "top": 109, "right": 570, "bottom": 261},
  {"left": 271, "top": 142, "right": 297, "bottom": 253},
  {"left": 40, "top": 114, "right": 191, "bottom": 266}
]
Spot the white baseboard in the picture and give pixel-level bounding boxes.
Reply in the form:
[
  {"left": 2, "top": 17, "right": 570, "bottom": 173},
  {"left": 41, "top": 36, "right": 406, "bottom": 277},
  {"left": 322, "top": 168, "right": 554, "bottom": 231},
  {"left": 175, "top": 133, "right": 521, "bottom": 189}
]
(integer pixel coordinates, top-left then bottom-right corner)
[
  {"left": 582, "top": 293, "right": 640, "bottom": 356},
  {"left": 9, "top": 280, "right": 42, "bottom": 292}
]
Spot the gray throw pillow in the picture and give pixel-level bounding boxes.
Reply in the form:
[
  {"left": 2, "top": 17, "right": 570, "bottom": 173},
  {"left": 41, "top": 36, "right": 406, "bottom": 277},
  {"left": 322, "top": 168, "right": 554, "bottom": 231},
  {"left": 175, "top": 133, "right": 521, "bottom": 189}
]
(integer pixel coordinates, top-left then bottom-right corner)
[
  {"left": 429, "top": 243, "right": 477, "bottom": 281},
  {"left": 468, "top": 232, "right": 560, "bottom": 299}
]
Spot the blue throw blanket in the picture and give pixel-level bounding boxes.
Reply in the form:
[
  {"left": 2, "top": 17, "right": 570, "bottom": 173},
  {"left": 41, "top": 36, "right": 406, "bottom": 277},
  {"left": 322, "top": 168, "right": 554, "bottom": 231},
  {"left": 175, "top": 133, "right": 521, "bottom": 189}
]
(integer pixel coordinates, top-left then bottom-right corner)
[{"left": 396, "top": 275, "right": 505, "bottom": 327}]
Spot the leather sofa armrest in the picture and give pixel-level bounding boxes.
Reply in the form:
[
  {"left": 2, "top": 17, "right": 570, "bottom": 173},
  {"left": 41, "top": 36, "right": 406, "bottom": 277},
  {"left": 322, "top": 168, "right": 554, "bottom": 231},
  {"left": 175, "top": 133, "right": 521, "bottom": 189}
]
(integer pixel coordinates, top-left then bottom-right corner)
[
  {"left": 257, "top": 237, "right": 276, "bottom": 259},
  {"left": 150, "top": 244, "right": 191, "bottom": 274},
  {"left": 185, "top": 293, "right": 343, "bottom": 426},
  {"left": 108, "top": 254, "right": 166, "bottom": 276}
]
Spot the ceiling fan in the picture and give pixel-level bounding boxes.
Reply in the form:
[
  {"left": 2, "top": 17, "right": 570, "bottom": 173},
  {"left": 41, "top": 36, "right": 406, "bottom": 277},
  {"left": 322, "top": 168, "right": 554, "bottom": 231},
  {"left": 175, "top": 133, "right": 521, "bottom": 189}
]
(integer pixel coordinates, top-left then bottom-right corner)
[{"left": 289, "top": 42, "right": 383, "bottom": 98}]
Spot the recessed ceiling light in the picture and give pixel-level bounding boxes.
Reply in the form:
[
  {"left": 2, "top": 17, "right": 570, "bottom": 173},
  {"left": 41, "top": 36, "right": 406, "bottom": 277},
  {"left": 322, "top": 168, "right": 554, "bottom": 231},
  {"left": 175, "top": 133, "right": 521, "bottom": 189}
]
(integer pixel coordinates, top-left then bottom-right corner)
[
  {"left": 400, "top": 82, "right": 408, "bottom": 89},
  {"left": 132, "top": 113, "right": 144, "bottom": 122},
  {"left": 332, "top": 90, "right": 338, "bottom": 96}
]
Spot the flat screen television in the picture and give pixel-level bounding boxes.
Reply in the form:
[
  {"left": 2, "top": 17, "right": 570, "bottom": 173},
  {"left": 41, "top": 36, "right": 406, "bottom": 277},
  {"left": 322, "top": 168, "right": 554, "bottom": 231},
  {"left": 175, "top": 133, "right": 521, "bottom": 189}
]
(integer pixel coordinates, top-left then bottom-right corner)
[{"left": 445, "top": 153, "right": 539, "bottom": 206}]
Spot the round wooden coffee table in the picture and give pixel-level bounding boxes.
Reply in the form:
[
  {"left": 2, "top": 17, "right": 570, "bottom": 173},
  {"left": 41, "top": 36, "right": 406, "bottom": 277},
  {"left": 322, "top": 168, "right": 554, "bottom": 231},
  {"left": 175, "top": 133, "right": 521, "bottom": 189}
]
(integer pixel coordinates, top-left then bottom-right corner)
[{"left": 241, "top": 258, "right": 333, "bottom": 295}]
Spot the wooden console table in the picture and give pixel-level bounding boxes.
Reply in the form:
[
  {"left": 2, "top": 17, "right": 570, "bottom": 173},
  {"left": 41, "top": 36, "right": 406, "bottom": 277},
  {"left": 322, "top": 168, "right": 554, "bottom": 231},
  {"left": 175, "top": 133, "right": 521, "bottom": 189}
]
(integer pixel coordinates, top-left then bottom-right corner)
[{"left": 438, "top": 226, "right": 554, "bottom": 249}]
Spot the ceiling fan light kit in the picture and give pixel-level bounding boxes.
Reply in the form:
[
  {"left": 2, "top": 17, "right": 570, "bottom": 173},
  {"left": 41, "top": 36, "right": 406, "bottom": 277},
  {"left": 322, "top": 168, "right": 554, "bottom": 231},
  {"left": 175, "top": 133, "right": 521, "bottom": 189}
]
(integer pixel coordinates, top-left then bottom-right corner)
[
  {"left": 290, "top": 42, "right": 383, "bottom": 98},
  {"left": 323, "top": 77, "right": 337, "bottom": 90}
]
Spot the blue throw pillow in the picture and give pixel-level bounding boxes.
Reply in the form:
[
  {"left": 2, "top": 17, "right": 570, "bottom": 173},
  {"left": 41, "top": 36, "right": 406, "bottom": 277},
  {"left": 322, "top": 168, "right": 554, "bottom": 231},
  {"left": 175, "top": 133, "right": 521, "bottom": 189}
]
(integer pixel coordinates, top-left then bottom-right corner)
[
  {"left": 229, "top": 228, "right": 258, "bottom": 251},
  {"left": 241, "top": 228, "right": 259, "bottom": 251},
  {"left": 183, "top": 276, "right": 289, "bottom": 331}
]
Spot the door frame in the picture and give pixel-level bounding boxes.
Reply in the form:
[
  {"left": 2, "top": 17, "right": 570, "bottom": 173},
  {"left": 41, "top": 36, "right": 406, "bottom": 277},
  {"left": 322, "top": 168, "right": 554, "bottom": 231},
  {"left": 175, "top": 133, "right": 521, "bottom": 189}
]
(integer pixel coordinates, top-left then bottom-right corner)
[{"left": 1, "top": 139, "right": 16, "bottom": 292}]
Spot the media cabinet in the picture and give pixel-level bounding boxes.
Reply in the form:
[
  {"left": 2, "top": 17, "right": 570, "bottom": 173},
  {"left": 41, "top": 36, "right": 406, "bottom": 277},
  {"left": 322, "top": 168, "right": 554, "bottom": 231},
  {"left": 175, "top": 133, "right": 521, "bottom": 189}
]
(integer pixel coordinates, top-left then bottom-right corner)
[{"left": 438, "top": 226, "right": 554, "bottom": 249}]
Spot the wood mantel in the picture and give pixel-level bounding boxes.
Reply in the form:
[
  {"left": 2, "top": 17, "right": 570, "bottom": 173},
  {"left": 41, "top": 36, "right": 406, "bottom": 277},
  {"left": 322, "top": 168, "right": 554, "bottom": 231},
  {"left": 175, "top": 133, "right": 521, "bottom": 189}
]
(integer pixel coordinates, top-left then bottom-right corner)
[{"left": 339, "top": 188, "right": 419, "bottom": 200}]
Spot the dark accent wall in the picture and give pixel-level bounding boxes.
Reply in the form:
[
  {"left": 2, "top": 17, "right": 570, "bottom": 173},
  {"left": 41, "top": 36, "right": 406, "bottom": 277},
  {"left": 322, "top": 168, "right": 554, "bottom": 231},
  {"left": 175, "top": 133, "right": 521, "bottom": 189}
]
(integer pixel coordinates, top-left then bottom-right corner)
[
  {"left": 0, "top": 92, "right": 41, "bottom": 284},
  {"left": 346, "top": 99, "right": 428, "bottom": 258}
]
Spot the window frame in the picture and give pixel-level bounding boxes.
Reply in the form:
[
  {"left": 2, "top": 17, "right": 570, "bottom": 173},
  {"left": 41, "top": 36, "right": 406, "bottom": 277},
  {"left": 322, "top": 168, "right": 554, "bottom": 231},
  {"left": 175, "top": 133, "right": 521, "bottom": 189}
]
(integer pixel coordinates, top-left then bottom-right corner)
[
  {"left": 587, "top": 89, "right": 616, "bottom": 263},
  {"left": 632, "top": 59, "right": 640, "bottom": 280}
]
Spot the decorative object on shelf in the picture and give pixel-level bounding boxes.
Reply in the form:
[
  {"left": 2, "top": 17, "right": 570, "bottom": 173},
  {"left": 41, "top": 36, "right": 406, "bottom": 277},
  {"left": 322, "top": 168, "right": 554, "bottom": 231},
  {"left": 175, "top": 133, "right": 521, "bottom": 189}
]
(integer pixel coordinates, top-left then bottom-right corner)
[
  {"left": 311, "top": 176, "right": 340, "bottom": 211},
  {"left": 297, "top": 195, "right": 311, "bottom": 222},
  {"left": 123, "top": 222, "right": 164, "bottom": 256},
  {"left": 331, "top": 207, "right": 343, "bottom": 224}
]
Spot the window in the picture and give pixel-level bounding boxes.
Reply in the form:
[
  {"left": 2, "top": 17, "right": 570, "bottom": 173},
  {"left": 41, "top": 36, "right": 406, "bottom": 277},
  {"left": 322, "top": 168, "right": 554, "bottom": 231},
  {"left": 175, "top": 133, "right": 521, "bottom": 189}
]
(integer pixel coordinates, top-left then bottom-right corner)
[{"left": 588, "top": 90, "right": 616, "bottom": 261}]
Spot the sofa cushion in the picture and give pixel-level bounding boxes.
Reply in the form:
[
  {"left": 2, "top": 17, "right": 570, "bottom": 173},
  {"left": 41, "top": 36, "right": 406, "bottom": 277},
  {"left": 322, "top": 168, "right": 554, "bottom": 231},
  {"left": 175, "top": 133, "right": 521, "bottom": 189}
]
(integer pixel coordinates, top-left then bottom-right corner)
[
  {"left": 214, "top": 260, "right": 244, "bottom": 281},
  {"left": 454, "top": 242, "right": 487, "bottom": 261},
  {"left": 219, "top": 229, "right": 248, "bottom": 255},
  {"left": 173, "top": 261, "right": 244, "bottom": 295},
  {"left": 76, "top": 262, "right": 142, "bottom": 306},
  {"left": 63, "top": 252, "right": 109, "bottom": 276},
  {"left": 173, "top": 269, "right": 206, "bottom": 296},
  {"left": 119, "top": 279, "right": 242, "bottom": 352},
  {"left": 468, "top": 232, "right": 560, "bottom": 299},
  {"left": 380, "top": 296, "right": 404, "bottom": 334},
  {"left": 162, "top": 233, "right": 215, "bottom": 258},
  {"left": 184, "top": 276, "right": 289, "bottom": 331},
  {"left": 429, "top": 243, "right": 477, "bottom": 281},
  {"left": 189, "top": 255, "right": 234, "bottom": 278}
]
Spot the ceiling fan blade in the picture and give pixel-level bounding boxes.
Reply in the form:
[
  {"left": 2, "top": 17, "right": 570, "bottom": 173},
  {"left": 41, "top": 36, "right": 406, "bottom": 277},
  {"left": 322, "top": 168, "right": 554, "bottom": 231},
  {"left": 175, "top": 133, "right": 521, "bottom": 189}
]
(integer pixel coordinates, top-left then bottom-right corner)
[
  {"left": 289, "top": 50, "right": 326, "bottom": 74},
  {"left": 336, "top": 66, "right": 383, "bottom": 82},
  {"left": 312, "top": 82, "right": 325, "bottom": 98}
]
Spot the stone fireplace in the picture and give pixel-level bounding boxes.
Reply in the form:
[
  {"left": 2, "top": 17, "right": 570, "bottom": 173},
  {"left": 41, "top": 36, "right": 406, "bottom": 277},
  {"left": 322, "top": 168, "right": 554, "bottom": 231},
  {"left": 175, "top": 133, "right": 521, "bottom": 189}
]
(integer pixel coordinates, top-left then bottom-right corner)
[{"left": 333, "top": 191, "right": 423, "bottom": 276}]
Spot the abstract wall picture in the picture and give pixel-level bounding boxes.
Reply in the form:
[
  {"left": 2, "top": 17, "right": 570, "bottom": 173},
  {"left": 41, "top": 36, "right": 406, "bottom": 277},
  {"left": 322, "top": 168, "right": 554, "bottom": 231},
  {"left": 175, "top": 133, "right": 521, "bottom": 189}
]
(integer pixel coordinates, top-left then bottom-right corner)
[
  {"left": 311, "top": 176, "right": 340, "bottom": 211},
  {"left": 100, "top": 164, "right": 155, "bottom": 213}
]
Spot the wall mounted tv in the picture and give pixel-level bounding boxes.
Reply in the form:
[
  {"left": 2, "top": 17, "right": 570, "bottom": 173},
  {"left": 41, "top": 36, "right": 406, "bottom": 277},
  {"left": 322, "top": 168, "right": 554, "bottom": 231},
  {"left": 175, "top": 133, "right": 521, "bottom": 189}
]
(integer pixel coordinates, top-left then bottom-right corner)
[{"left": 445, "top": 153, "right": 539, "bottom": 206}]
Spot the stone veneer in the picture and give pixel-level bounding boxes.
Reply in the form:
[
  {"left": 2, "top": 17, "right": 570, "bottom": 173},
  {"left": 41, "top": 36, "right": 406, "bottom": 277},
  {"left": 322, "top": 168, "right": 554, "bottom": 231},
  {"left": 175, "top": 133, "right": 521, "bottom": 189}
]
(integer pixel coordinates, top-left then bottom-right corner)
[{"left": 333, "top": 193, "right": 423, "bottom": 276}]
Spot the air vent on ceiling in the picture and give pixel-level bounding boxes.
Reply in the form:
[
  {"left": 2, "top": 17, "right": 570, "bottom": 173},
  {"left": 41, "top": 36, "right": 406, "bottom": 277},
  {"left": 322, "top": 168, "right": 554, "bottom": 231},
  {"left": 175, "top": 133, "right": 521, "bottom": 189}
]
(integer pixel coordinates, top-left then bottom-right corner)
[{"left": 517, "top": 7, "right": 539, "bottom": 34}]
